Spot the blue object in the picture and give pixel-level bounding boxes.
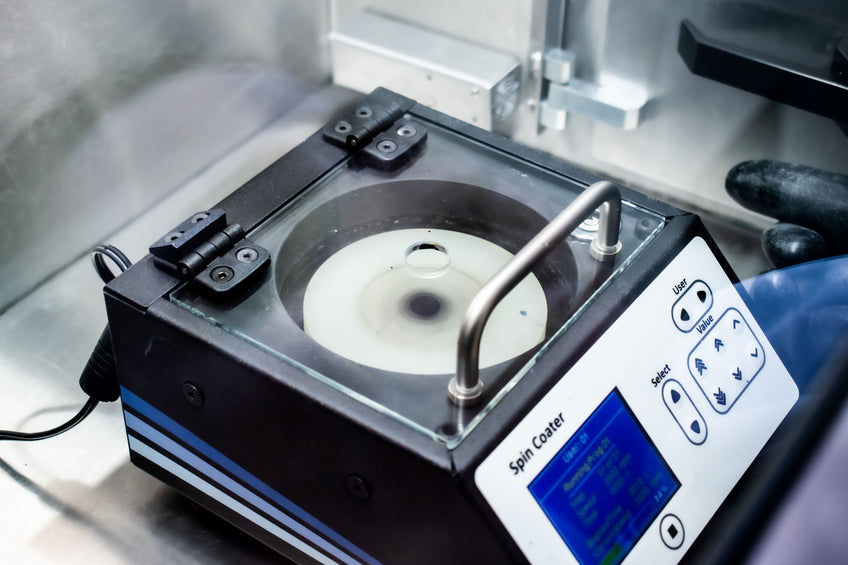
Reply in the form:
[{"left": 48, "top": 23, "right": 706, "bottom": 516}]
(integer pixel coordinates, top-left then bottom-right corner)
[
  {"left": 740, "top": 255, "right": 848, "bottom": 392},
  {"left": 528, "top": 391, "right": 679, "bottom": 565}
]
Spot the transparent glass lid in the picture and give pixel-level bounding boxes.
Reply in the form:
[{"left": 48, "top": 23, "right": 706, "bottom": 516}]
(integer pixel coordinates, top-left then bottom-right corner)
[{"left": 171, "top": 120, "right": 665, "bottom": 448}]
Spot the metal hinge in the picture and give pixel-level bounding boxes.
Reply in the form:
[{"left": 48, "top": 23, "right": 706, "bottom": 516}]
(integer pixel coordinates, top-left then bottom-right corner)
[
  {"left": 322, "top": 88, "right": 428, "bottom": 170},
  {"left": 539, "top": 48, "right": 648, "bottom": 131},
  {"left": 149, "top": 209, "right": 270, "bottom": 299}
]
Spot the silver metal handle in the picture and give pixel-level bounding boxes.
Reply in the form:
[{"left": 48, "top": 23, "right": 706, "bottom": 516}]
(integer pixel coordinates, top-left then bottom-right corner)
[{"left": 448, "top": 180, "right": 622, "bottom": 406}]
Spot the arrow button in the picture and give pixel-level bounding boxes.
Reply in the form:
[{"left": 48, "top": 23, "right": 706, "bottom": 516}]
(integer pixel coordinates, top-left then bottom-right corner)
[{"left": 663, "top": 380, "right": 707, "bottom": 445}]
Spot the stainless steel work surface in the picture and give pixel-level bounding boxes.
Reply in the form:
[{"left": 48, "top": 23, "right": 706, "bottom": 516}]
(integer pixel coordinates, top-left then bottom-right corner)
[{"left": 0, "top": 86, "right": 358, "bottom": 565}]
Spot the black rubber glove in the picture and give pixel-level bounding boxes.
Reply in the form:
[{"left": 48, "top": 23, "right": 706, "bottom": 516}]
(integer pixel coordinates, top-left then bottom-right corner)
[
  {"left": 726, "top": 160, "right": 848, "bottom": 268},
  {"left": 726, "top": 159, "right": 848, "bottom": 390}
]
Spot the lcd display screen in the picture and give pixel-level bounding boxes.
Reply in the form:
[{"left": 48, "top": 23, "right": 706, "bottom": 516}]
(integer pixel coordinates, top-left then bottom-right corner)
[{"left": 528, "top": 390, "right": 679, "bottom": 565}]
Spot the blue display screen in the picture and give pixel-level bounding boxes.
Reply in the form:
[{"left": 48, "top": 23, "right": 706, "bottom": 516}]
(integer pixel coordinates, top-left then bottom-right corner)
[{"left": 528, "top": 390, "right": 679, "bottom": 565}]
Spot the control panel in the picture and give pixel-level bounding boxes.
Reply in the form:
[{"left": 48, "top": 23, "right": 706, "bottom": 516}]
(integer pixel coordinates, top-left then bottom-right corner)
[{"left": 476, "top": 237, "right": 798, "bottom": 565}]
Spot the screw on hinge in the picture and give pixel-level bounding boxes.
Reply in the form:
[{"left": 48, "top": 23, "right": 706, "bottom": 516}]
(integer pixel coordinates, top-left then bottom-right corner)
[
  {"left": 235, "top": 247, "right": 259, "bottom": 263},
  {"left": 376, "top": 139, "right": 398, "bottom": 153},
  {"left": 397, "top": 125, "right": 417, "bottom": 137},
  {"left": 334, "top": 121, "right": 352, "bottom": 134},
  {"left": 210, "top": 266, "right": 235, "bottom": 282}
]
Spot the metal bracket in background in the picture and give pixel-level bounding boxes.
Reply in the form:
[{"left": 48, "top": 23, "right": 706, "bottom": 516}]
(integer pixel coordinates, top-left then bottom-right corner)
[
  {"left": 330, "top": 11, "right": 521, "bottom": 133},
  {"left": 539, "top": 48, "right": 648, "bottom": 131}
]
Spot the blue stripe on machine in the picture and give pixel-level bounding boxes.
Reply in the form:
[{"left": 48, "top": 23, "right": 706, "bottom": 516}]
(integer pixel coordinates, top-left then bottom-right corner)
[
  {"left": 121, "top": 387, "right": 381, "bottom": 565},
  {"left": 126, "top": 413, "right": 360, "bottom": 565},
  {"left": 128, "top": 436, "right": 341, "bottom": 565}
]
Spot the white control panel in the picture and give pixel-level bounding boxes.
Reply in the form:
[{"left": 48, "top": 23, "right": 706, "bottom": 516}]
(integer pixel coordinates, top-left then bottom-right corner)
[{"left": 476, "top": 237, "right": 798, "bottom": 565}]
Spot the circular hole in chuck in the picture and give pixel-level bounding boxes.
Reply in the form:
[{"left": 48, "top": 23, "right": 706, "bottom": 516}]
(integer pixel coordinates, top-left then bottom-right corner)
[{"left": 404, "top": 241, "right": 450, "bottom": 278}]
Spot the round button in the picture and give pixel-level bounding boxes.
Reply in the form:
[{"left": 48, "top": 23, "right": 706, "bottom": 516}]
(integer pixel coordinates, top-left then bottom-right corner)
[{"left": 659, "top": 514, "right": 685, "bottom": 550}]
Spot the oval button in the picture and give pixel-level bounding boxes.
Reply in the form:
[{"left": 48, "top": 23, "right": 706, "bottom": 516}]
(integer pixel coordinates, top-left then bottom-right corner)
[
  {"left": 662, "top": 379, "right": 708, "bottom": 445},
  {"left": 659, "top": 514, "right": 685, "bottom": 549}
]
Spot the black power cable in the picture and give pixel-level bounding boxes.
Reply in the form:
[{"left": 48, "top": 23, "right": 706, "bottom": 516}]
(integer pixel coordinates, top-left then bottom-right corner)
[
  {"left": 0, "top": 397, "right": 99, "bottom": 441},
  {"left": 91, "top": 244, "right": 132, "bottom": 283},
  {"left": 0, "top": 244, "right": 130, "bottom": 442}
]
